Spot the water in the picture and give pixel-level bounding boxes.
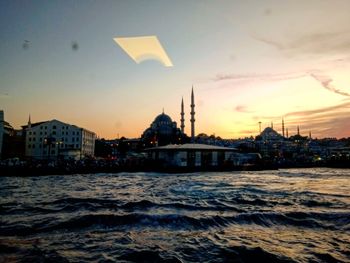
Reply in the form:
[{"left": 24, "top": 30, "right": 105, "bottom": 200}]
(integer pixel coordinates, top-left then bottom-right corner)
[{"left": 0, "top": 168, "right": 349, "bottom": 262}]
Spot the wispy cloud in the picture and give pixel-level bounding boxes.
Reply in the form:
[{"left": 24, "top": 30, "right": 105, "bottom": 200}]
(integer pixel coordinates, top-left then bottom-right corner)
[
  {"left": 284, "top": 101, "right": 350, "bottom": 117},
  {"left": 211, "top": 68, "right": 350, "bottom": 99},
  {"left": 253, "top": 100, "right": 350, "bottom": 138},
  {"left": 252, "top": 30, "right": 350, "bottom": 55},
  {"left": 309, "top": 73, "right": 350, "bottom": 97},
  {"left": 235, "top": 105, "right": 254, "bottom": 113},
  {"left": 213, "top": 71, "right": 306, "bottom": 82}
]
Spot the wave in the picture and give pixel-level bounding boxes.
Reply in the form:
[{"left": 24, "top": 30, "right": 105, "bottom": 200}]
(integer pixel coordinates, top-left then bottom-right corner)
[
  {"left": 312, "top": 252, "right": 347, "bottom": 263},
  {"left": 217, "top": 246, "right": 294, "bottom": 263},
  {"left": 0, "top": 242, "right": 69, "bottom": 263},
  {"left": 1, "top": 211, "right": 348, "bottom": 236},
  {"left": 0, "top": 241, "right": 296, "bottom": 263},
  {"left": 119, "top": 249, "right": 183, "bottom": 263}
]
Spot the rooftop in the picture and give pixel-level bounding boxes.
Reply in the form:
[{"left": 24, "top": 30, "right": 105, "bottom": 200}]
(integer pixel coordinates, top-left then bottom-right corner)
[{"left": 146, "top": 143, "right": 237, "bottom": 151}]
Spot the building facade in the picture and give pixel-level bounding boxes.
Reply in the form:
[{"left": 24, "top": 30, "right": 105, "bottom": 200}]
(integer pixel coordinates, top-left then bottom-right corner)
[
  {"left": 0, "top": 110, "right": 16, "bottom": 159},
  {"left": 23, "top": 119, "right": 95, "bottom": 160},
  {"left": 146, "top": 143, "right": 238, "bottom": 168},
  {"left": 0, "top": 110, "right": 4, "bottom": 158}
]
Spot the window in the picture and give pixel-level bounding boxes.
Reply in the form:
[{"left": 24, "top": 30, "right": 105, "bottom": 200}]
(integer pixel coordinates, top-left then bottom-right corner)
[
  {"left": 72, "top": 131, "right": 75, "bottom": 135},
  {"left": 45, "top": 126, "right": 47, "bottom": 129},
  {"left": 45, "top": 132, "right": 47, "bottom": 135},
  {"left": 40, "top": 132, "right": 42, "bottom": 135},
  {"left": 28, "top": 144, "right": 31, "bottom": 148},
  {"left": 40, "top": 126, "right": 43, "bottom": 130},
  {"left": 53, "top": 125, "right": 56, "bottom": 129},
  {"left": 32, "top": 144, "right": 35, "bottom": 149},
  {"left": 72, "top": 138, "right": 75, "bottom": 142},
  {"left": 66, "top": 132, "right": 68, "bottom": 135},
  {"left": 52, "top": 131, "right": 56, "bottom": 135},
  {"left": 76, "top": 144, "right": 79, "bottom": 148},
  {"left": 33, "top": 137, "right": 36, "bottom": 141},
  {"left": 33, "top": 132, "right": 36, "bottom": 135},
  {"left": 29, "top": 138, "right": 31, "bottom": 141},
  {"left": 39, "top": 145, "right": 42, "bottom": 148},
  {"left": 29, "top": 131, "right": 32, "bottom": 135}
]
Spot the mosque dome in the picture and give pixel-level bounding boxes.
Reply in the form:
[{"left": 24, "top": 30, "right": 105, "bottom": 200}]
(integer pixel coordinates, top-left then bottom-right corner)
[
  {"left": 154, "top": 113, "right": 172, "bottom": 124},
  {"left": 141, "top": 111, "right": 185, "bottom": 146},
  {"left": 260, "top": 127, "right": 282, "bottom": 140}
]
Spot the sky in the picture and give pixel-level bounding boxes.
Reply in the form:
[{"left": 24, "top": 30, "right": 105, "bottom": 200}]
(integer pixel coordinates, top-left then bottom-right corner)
[{"left": 1, "top": 0, "right": 350, "bottom": 139}]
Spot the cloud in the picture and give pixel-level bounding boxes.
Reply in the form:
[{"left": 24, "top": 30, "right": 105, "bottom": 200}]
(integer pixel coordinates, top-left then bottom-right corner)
[
  {"left": 212, "top": 68, "right": 350, "bottom": 99},
  {"left": 253, "top": 30, "right": 350, "bottom": 55},
  {"left": 309, "top": 73, "right": 350, "bottom": 97},
  {"left": 213, "top": 71, "right": 306, "bottom": 82},
  {"left": 236, "top": 129, "right": 255, "bottom": 135},
  {"left": 253, "top": 100, "right": 350, "bottom": 138},
  {"left": 235, "top": 105, "right": 254, "bottom": 113},
  {"left": 284, "top": 101, "right": 350, "bottom": 117}
]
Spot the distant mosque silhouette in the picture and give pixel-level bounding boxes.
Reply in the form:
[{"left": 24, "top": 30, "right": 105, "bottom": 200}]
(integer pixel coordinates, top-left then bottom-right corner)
[{"left": 141, "top": 87, "right": 195, "bottom": 146}]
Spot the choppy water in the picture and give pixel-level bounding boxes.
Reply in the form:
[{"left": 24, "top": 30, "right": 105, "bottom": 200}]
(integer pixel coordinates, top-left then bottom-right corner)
[{"left": 0, "top": 168, "right": 349, "bottom": 263}]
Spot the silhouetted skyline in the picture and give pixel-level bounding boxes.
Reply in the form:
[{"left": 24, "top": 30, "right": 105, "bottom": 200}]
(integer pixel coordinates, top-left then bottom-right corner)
[{"left": 1, "top": 0, "right": 350, "bottom": 139}]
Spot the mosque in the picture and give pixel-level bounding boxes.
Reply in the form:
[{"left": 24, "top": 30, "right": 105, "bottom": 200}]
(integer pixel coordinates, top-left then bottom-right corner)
[{"left": 141, "top": 87, "right": 196, "bottom": 146}]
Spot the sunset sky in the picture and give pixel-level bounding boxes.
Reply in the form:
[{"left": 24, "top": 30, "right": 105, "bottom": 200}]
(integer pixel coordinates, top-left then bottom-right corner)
[{"left": 1, "top": 0, "right": 350, "bottom": 139}]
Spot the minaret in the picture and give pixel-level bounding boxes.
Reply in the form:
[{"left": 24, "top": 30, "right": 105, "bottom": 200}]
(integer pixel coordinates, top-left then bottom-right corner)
[
  {"left": 190, "top": 86, "right": 195, "bottom": 142},
  {"left": 309, "top": 131, "right": 312, "bottom": 139},
  {"left": 258, "top": 121, "right": 262, "bottom": 134},
  {"left": 286, "top": 128, "right": 289, "bottom": 138},
  {"left": 271, "top": 121, "right": 273, "bottom": 129},
  {"left": 28, "top": 114, "right": 32, "bottom": 128},
  {"left": 180, "top": 97, "right": 185, "bottom": 134},
  {"left": 297, "top": 125, "right": 300, "bottom": 136},
  {"left": 282, "top": 118, "right": 285, "bottom": 137}
]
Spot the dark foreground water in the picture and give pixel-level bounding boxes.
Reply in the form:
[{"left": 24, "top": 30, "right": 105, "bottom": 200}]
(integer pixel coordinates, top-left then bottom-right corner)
[{"left": 0, "top": 168, "right": 349, "bottom": 263}]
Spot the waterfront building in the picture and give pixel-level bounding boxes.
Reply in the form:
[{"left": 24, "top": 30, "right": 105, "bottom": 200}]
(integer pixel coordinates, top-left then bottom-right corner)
[
  {"left": 22, "top": 119, "right": 96, "bottom": 160},
  {"left": 146, "top": 143, "right": 238, "bottom": 168},
  {"left": 0, "top": 110, "right": 4, "bottom": 158},
  {"left": 0, "top": 110, "right": 15, "bottom": 159}
]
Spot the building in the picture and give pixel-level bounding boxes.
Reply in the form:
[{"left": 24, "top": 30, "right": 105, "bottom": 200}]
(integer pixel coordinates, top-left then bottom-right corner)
[
  {"left": 0, "top": 110, "right": 15, "bottom": 159},
  {"left": 141, "top": 112, "right": 184, "bottom": 147},
  {"left": 146, "top": 143, "right": 238, "bottom": 168},
  {"left": 22, "top": 119, "right": 95, "bottom": 160},
  {"left": 259, "top": 127, "right": 284, "bottom": 141},
  {"left": 0, "top": 110, "right": 4, "bottom": 158},
  {"left": 141, "top": 87, "right": 196, "bottom": 147}
]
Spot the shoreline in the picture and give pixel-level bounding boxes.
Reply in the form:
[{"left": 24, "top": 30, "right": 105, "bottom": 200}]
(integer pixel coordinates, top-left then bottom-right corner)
[{"left": 1, "top": 162, "right": 349, "bottom": 177}]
